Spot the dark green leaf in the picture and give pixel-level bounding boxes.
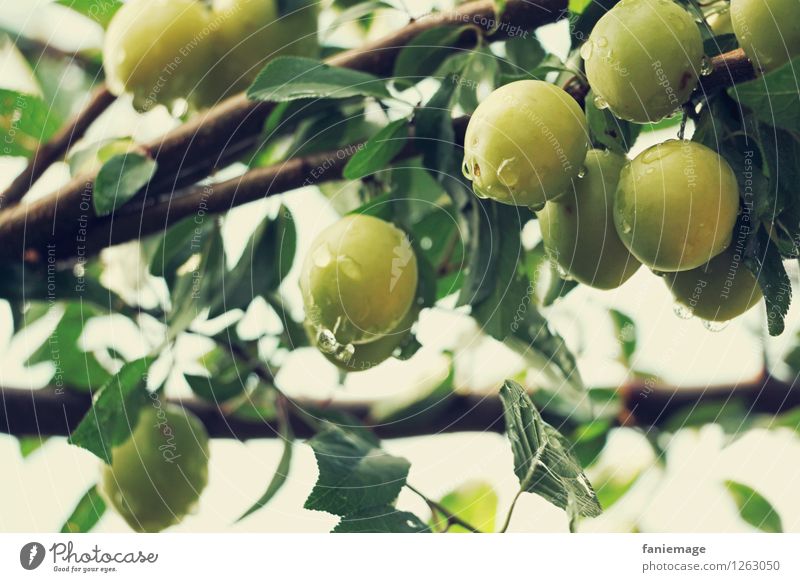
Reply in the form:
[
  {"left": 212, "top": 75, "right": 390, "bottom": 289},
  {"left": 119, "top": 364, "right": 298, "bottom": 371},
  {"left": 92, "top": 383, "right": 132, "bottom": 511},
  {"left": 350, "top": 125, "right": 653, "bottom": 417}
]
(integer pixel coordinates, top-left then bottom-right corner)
[
  {"left": 185, "top": 347, "right": 250, "bottom": 403},
  {"left": 55, "top": 0, "right": 122, "bottom": 28},
  {"left": 725, "top": 480, "right": 783, "bottom": 533},
  {"left": 745, "top": 228, "right": 790, "bottom": 336},
  {"left": 585, "top": 90, "right": 641, "bottom": 153},
  {"left": 394, "top": 26, "right": 475, "bottom": 83},
  {"left": 149, "top": 216, "right": 213, "bottom": 289},
  {"left": 730, "top": 56, "right": 800, "bottom": 131},
  {"left": 0, "top": 88, "right": 61, "bottom": 158},
  {"left": 61, "top": 486, "right": 106, "bottom": 533},
  {"left": 504, "top": 34, "right": 546, "bottom": 76},
  {"left": 93, "top": 152, "right": 157, "bottom": 217},
  {"left": 343, "top": 119, "right": 408, "bottom": 180},
  {"left": 69, "top": 358, "right": 151, "bottom": 464},
  {"left": 333, "top": 507, "right": 429, "bottom": 532},
  {"left": 305, "top": 425, "right": 410, "bottom": 516},
  {"left": 247, "top": 57, "right": 390, "bottom": 102},
  {"left": 609, "top": 309, "right": 637, "bottom": 366},
  {"left": 499, "top": 380, "right": 601, "bottom": 519},
  {"left": 27, "top": 303, "right": 110, "bottom": 390}
]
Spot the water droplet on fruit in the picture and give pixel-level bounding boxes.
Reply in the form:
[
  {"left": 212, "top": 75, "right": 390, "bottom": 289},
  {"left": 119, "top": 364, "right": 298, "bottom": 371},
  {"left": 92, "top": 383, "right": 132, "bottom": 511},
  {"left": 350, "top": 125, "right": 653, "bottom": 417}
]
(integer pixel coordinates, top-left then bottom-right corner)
[
  {"left": 619, "top": 219, "right": 633, "bottom": 235},
  {"left": 317, "top": 329, "right": 338, "bottom": 354},
  {"left": 595, "top": 36, "right": 608, "bottom": 48},
  {"left": 335, "top": 343, "right": 355, "bottom": 363},
  {"left": 641, "top": 147, "right": 666, "bottom": 164},
  {"left": 577, "top": 166, "right": 587, "bottom": 178},
  {"left": 645, "top": 167, "right": 655, "bottom": 175},
  {"left": 339, "top": 256, "right": 362, "bottom": 280},
  {"left": 462, "top": 159, "right": 473, "bottom": 180},
  {"left": 580, "top": 41, "right": 594, "bottom": 60},
  {"left": 496, "top": 158, "right": 520, "bottom": 188},
  {"left": 700, "top": 56, "right": 713, "bottom": 76},
  {"left": 420, "top": 236, "right": 433, "bottom": 250},
  {"left": 312, "top": 244, "right": 332, "bottom": 268},
  {"left": 702, "top": 319, "right": 729, "bottom": 332},
  {"left": 593, "top": 94, "right": 609, "bottom": 110},
  {"left": 673, "top": 303, "right": 694, "bottom": 320}
]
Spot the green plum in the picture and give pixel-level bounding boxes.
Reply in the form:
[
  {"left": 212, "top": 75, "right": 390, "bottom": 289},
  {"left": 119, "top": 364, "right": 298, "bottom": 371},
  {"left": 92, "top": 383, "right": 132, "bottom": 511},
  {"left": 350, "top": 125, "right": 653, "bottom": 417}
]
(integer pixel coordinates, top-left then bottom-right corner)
[{"left": 731, "top": 0, "right": 800, "bottom": 72}]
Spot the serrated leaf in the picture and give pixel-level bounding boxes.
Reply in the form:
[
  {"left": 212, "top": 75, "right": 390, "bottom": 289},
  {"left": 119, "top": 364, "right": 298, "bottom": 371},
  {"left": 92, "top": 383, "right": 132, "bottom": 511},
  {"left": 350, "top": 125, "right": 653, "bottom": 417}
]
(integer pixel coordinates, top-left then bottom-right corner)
[
  {"left": 55, "top": 0, "right": 122, "bottom": 28},
  {"left": 93, "top": 153, "right": 157, "bottom": 217},
  {"left": 333, "top": 507, "right": 429, "bottom": 532},
  {"left": 730, "top": 56, "right": 800, "bottom": 131},
  {"left": 247, "top": 57, "right": 390, "bottom": 102},
  {"left": 69, "top": 358, "right": 151, "bottom": 464},
  {"left": 343, "top": 119, "right": 408, "bottom": 180},
  {"left": 430, "top": 481, "right": 498, "bottom": 533},
  {"left": 725, "top": 480, "right": 783, "bottom": 533},
  {"left": 499, "top": 380, "right": 601, "bottom": 519},
  {"left": 305, "top": 425, "right": 410, "bottom": 516},
  {"left": 61, "top": 486, "right": 106, "bottom": 533}
]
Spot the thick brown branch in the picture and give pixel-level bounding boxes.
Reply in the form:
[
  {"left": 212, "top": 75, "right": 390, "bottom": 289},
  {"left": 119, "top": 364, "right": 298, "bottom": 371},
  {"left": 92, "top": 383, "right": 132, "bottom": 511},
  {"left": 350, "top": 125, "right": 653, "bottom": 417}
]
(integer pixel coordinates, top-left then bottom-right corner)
[
  {"left": 0, "top": 0, "right": 567, "bottom": 261},
  {"left": 2, "top": 374, "right": 797, "bottom": 440},
  {"left": 0, "top": 85, "right": 116, "bottom": 208}
]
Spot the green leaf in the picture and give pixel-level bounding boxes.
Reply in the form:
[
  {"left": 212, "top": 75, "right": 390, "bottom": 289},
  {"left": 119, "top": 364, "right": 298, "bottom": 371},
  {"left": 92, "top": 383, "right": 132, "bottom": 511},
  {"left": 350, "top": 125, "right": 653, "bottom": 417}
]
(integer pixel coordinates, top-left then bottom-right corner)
[
  {"left": 430, "top": 481, "right": 498, "bottom": 533},
  {"left": 185, "top": 347, "right": 250, "bottom": 403},
  {"left": 305, "top": 425, "right": 410, "bottom": 516},
  {"left": 609, "top": 309, "right": 637, "bottom": 366},
  {"left": 730, "top": 56, "right": 800, "bottom": 131},
  {"left": 333, "top": 507, "right": 429, "bottom": 532},
  {"left": 725, "top": 480, "right": 783, "bottom": 533},
  {"left": 27, "top": 303, "right": 110, "bottom": 390},
  {"left": 499, "top": 380, "right": 602, "bottom": 519},
  {"left": 208, "top": 206, "right": 297, "bottom": 318},
  {"left": 93, "top": 152, "right": 157, "bottom": 217},
  {"left": 61, "top": 486, "right": 106, "bottom": 533},
  {"left": 19, "top": 437, "right": 46, "bottom": 459},
  {"left": 0, "top": 88, "right": 61, "bottom": 158},
  {"left": 594, "top": 472, "right": 639, "bottom": 510},
  {"left": 585, "top": 90, "right": 641, "bottom": 153},
  {"left": 247, "top": 57, "right": 391, "bottom": 102},
  {"left": 237, "top": 417, "right": 293, "bottom": 521},
  {"left": 745, "top": 228, "right": 791, "bottom": 336},
  {"left": 343, "top": 119, "right": 408, "bottom": 180},
  {"left": 69, "top": 358, "right": 151, "bottom": 464},
  {"left": 504, "top": 34, "right": 546, "bottom": 76},
  {"left": 394, "top": 26, "right": 475, "bottom": 83},
  {"left": 55, "top": 0, "right": 122, "bottom": 28},
  {"left": 149, "top": 216, "right": 214, "bottom": 290}
]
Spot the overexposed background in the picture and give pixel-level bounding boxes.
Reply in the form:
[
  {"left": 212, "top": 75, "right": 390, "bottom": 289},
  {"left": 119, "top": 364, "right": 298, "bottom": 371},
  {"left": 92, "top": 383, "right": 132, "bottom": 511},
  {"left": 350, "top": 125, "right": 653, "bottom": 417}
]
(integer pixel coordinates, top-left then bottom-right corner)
[{"left": 1, "top": 0, "right": 799, "bottom": 533}]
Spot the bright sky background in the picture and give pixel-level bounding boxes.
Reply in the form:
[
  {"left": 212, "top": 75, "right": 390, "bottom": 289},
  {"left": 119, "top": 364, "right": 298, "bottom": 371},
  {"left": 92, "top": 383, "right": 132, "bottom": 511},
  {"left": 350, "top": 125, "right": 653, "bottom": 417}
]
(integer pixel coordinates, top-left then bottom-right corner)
[{"left": 0, "top": 0, "right": 799, "bottom": 533}]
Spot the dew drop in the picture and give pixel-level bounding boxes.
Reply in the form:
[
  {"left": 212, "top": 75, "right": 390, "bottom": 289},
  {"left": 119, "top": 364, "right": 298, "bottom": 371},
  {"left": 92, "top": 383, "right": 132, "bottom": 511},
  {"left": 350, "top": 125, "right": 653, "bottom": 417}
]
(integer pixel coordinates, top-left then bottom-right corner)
[
  {"left": 496, "top": 157, "right": 520, "bottom": 188},
  {"left": 700, "top": 56, "right": 713, "bottom": 76},
  {"left": 641, "top": 147, "right": 666, "bottom": 164},
  {"left": 577, "top": 165, "right": 587, "bottom": 179},
  {"left": 673, "top": 303, "right": 694, "bottom": 320},
  {"left": 420, "top": 236, "right": 433, "bottom": 250},
  {"left": 620, "top": 220, "right": 633, "bottom": 235},
  {"left": 316, "top": 329, "right": 339, "bottom": 354},
  {"left": 595, "top": 36, "right": 608, "bottom": 48},
  {"left": 462, "top": 159, "right": 473, "bottom": 180},
  {"left": 593, "top": 94, "right": 609, "bottom": 110},
  {"left": 702, "top": 319, "right": 729, "bottom": 332},
  {"left": 339, "top": 256, "right": 362, "bottom": 280},
  {"left": 645, "top": 167, "right": 655, "bottom": 175},
  {"left": 335, "top": 343, "right": 355, "bottom": 363},
  {"left": 312, "top": 244, "right": 332, "bottom": 268}
]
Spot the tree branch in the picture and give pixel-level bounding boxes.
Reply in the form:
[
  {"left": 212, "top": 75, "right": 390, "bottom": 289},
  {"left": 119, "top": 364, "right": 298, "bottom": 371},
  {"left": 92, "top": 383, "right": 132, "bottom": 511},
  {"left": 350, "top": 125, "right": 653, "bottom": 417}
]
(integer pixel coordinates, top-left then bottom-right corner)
[
  {"left": 0, "top": 85, "right": 116, "bottom": 208},
  {"left": 0, "top": 0, "right": 567, "bottom": 260},
  {"left": 1, "top": 373, "right": 797, "bottom": 440}
]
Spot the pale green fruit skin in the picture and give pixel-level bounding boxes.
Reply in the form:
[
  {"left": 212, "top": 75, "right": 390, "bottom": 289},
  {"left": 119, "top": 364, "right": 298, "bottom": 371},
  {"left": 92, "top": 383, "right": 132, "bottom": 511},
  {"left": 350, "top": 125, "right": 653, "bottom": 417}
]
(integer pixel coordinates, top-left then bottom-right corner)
[
  {"left": 101, "top": 406, "right": 209, "bottom": 533},
  {"left": 708, "top": 8, "right": 734, "bottom": 36},
  {"left": 584, "top": 0, "right": 704, "bottom": 123},
  {"left": 463, "top": 80, "right": 589, "bottom": 209},
  {"left": 731, "top": 0, "right": 800, "bottom": 72},
  {"left": 665, "top": 248, "right": 763, "bottom": 321},
  {"left": 198, "top": 0, "right": 319, "bottom": 105},
  {"left": 614, "top": 140, "right": 739, "bottom": 272},
  {"left": 305, "top": 303, "right": 418, "bottom": 372},
  {"left": 301, "top": 214, "right": 418, "bottom": 345},
  {"left": 537, "top": 150, "right": 641, "bottom": 290},
  {"left": 103, "top": 0, "right": 214, "bottom": 112}
]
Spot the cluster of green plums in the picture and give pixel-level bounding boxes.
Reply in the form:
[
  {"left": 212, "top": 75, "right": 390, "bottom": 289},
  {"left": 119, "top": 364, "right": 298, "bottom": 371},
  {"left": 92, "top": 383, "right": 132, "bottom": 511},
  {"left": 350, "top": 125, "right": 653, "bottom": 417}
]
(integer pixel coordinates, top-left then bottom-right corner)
[
  {"left": 103, "top": 0, "right": 318, "bottom": 111},
  {"left": 100, "top": 405, "right": 210, "bottom": 532},
  {"left": 462, "top": 0, "right": 778, "bottom": 324}
]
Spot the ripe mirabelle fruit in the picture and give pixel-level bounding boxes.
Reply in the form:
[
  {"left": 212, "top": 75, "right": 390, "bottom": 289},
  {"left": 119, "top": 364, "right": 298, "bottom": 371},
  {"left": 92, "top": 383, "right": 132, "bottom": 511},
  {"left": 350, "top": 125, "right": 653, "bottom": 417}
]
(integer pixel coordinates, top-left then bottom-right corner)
[
  {"left": 462, "top": 80, "right": 589, "bottom": 210},
  {"left": 537, "top": 150, "right": 641, "bottom": 289},
  {"left": 198, "top": 0, "right": 319, "bottom": 104},
  {"left": 103, "top": 0, "right": 214, "bottom": 112},
  {"left": 614, "top": 140, "right": 739, "bottom": 272},
  {"left": 583, "top": 0, "right": 704, "bottom": 123},
  {"left": 731, "top": 0, "right": 800, "bottom": 72},
  {"left": 100, "top": 406, "right": 209, "bottom": 533},
  {"left": 300, "top": 214, "right": 418, "bottom": 347},
  {"left": 305, "top": 303, "right": 418, "bottom": 371},
  {"left": 664, "top": 248, "right": 763, "bottom": 322}
]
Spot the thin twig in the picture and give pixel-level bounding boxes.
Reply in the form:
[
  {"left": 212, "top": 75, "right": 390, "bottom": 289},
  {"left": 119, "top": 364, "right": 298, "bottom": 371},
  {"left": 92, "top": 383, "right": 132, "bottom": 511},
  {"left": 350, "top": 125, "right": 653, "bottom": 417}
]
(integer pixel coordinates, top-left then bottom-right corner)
[{"left": 406, "top": 484, "right": 483, "bottom": 533}]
